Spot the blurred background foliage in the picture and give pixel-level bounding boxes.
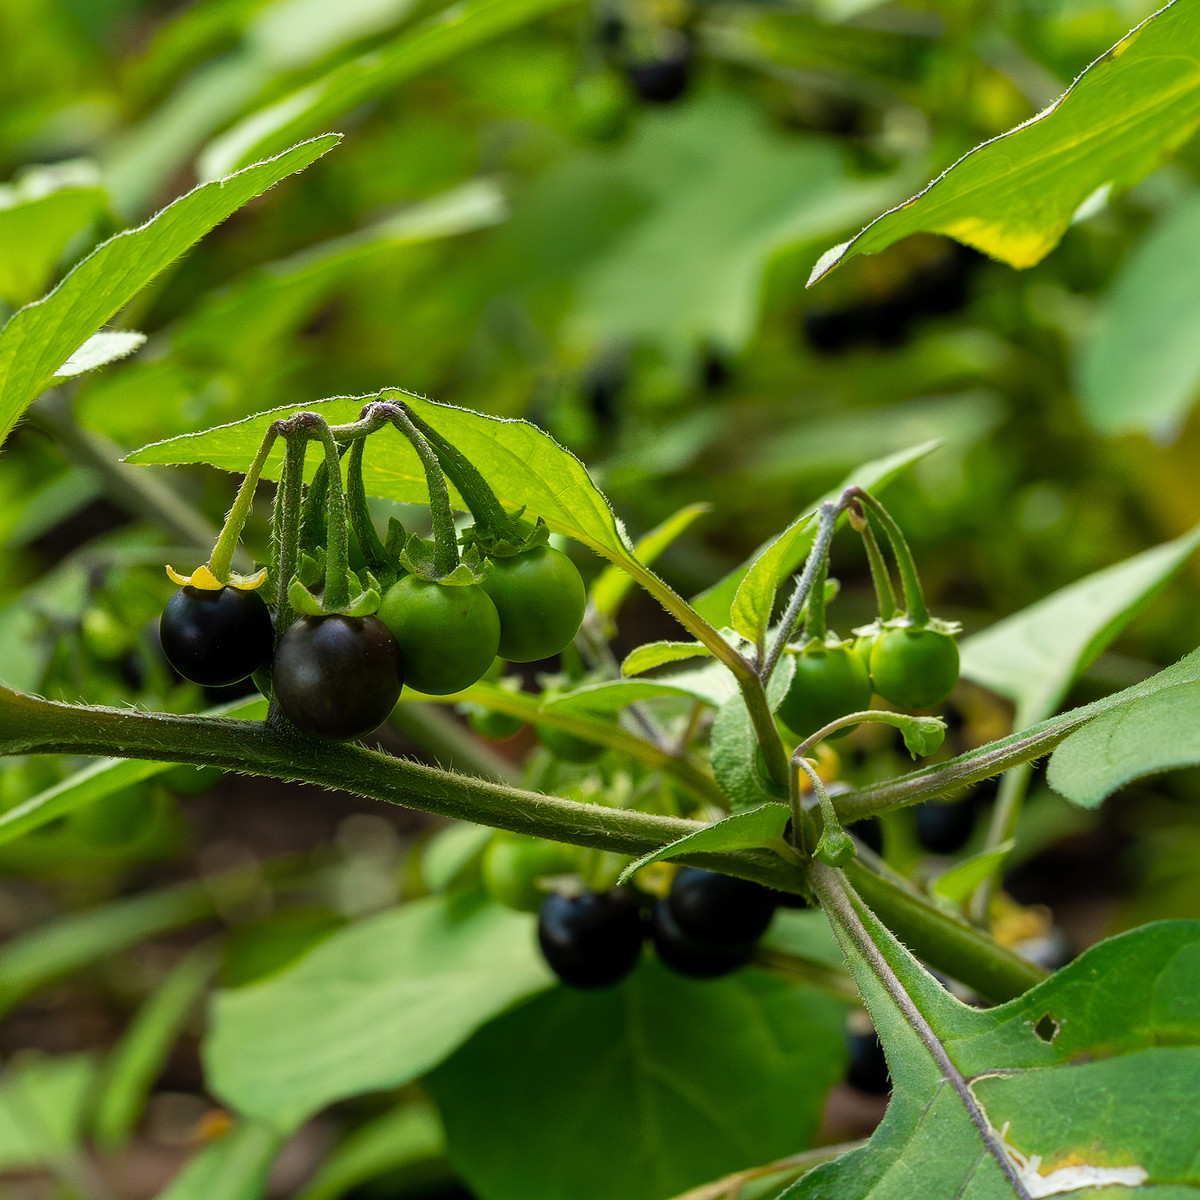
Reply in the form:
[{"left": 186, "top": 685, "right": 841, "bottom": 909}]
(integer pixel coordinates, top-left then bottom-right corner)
[{"left": 5, "top": 0, "right": 1200, "bottom": 1195}]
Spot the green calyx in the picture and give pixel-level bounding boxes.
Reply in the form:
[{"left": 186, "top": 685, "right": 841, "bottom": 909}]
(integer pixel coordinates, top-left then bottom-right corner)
[
  {"left": 398, "top": 535, "right": 486, "bottom": 587},
  {"left": 461, "top": 515, "right": 550, "bottom": 560},
  {"left": 287, "top": 550, "right": 381, "bottom": 618}
]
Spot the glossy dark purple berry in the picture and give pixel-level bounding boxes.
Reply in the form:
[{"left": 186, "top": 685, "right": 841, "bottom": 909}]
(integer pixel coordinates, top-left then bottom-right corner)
[
  {"left": 537, "top": 889, "right": 644, "bottom": 988},
  {"left": 271, "top": 614, "right": 403, "bottom": 741},
  {"left": 650, "top": 900, "right": 755, "bottom": 979},
  {"left": 667, "top": 868, "right": 778, "bottom": 946},
  {"left": 159, "top": 586, "right": 273, "bottom": 687}
]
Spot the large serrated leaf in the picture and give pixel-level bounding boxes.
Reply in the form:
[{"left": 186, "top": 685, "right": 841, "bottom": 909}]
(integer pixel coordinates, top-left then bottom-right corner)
[
  {"left": 127, "top": 392, "right": 638, "bottom": 566},
  {"left": 961, "top": 526, "right": 1200, "bottom": 727},
  {"left": 808, "top": 1, "right": 1200, "bottom": 283},
  {"left": 427, "top": 961, "right": 847, "bottom": 1200},
  {"left": 0, "top": 136, "right": 338, "bottom": 449},
  {"left": 785, "top": 872, "right": 1200, "bottom": 1198},
  {"left": 205, "top": 897, "right": 553, "bottom": 1132}
]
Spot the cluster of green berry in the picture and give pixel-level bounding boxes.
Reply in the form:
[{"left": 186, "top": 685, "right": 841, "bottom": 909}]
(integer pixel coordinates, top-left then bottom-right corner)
[{"left": 158, "top": 405, "right": 587, "bottom": 741}]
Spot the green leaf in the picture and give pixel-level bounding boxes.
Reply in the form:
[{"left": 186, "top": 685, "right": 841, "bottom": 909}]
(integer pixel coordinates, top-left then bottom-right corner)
[
  {"left": 205, "top": 897, "right": 553, "bottom": 1131},
  {"left": 51, "top": 330, "right": 146, "bottom": 379},
  {"left": 542, "top": 671, "right": 735, "bottom": 718},
  {"left": 561, "top": 92, "right": 904, "bottom": 358},
  {"left": 1076, "top": 190, "right": 1200, "bottom": 439},
  {"left": 710, "top": 656, "right": 793, "bottom": 810},
  {"left": 618, "top": 802, "right": 792, "bottom": 883},
  {"left": 930, "top": 841, "right": 1015, "bottom": 910},
  {"left": 960, "top": 526, "right": 1200, "bottom": 727},
  {"left": 621, "top": 640, "right": 714, "bottom": 675},
  {"left": 1048, "top": 679, "right": 1200, "bottom": 809},
  {"left": 128, "top": 392, "right": 639, "bottom": 567},
  {"left": 0, "top": 881, "right": 218, "bottom": 1017},
  {"left": 0, "top": 695, "right": 266, "bottom": 846},
  {"left": 198, "top": 0, "right": 583, "bottom": 179},
  {"left": 427, "top": 961, "right": 847, "bottom": 1200},
  {"left": 295, "top": 1103, "right": 446, "bottom": 1200},
  {"left": 0, "top": 1054, "right": 97, "bottom": 1170},
  {"left": 591, "top": 502, "right": 711, "bottom": 623},
  {"left": 92, "top": 947, "right": 219, "bottom": 1151},
  {"left": 691, "top": 440, "right": 940, "bottom": 630},
  {"left": 0, "top": 135, "right": 338, "bottom": 450},
  {"left": 0, "top": 161, "right": 107, "bottom": 307},
  {"left": 731, "top": 510, "right": 815, "bottom": 645},
  {"left": 808, "top": 1, "right": 1200, "bottom": 283},
  {"left": 789, "top": 890, "right": 1200, "bottom": 1198},
  {"left": 154, "top": 1121, "right": 284, "bottom": 1200}
]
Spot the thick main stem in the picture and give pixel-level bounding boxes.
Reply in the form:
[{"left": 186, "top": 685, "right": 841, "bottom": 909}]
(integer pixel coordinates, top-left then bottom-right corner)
[{"left": 0, "top": 685, "right": 1041, "bottom": 1001}]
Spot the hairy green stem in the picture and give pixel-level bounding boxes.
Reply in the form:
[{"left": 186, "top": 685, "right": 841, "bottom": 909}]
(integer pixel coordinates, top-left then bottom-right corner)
[
  {"left": 208, "top": 424, "right": 279, "bottom": 582},
  {"left": 270, "top": 423, "right": 309, "bottom": 638},
  {"left": 391, "top": 396, "right": 523, "bottom": 545},
  {"left": 849, "top": 501, "right": 897, "bottom": 622},
  {"left": 0, "top": 685, "right": 1039, "bottom": 1000},
  {"left": 345, "top": 436, "right": 391, "bottom": 575},
  {"left": 388, "top": 407, "right": 459, "bottom": 578},
  {"left": 761, "top": 499, "right": 843, "bottom": 684},
  {"left": 846, "top": 488, "right": 928, "bottom": 625},
  {"left": 310, "top": 419, "right": 352, "bottom": 610}
]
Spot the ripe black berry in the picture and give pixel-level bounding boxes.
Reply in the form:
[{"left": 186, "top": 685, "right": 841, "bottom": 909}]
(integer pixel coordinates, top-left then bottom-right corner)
[
  {"left": 667, "top": 868, "right": 778, "bottom": 945},
  {"left": 650, "top": 900, "right": 755, "bottom": 979},
  {"left": 159, "top": 586, "right": 273, "bottom": 687},
  {"left": 271, "top": 614, "right": 403, "bottom": 741},
  {"left": 537, "top": 889, "right": 644, "bottom": 988}
]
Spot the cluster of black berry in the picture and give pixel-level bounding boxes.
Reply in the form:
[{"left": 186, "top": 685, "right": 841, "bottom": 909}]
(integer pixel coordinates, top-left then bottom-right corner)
[{"left": 536, "top": 868, "right": 785, "bottom": 988}]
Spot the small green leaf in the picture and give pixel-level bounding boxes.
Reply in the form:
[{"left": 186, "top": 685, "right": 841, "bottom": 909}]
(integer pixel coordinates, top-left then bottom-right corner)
[
  {"left": 205, "top": 897, "right": 553, "bottom": 1131},
  {"left": 52, "top": 330, "right": 146, "bottom": 379},
  {"left": 961, "top": 526, "right": 1200, "bottom": 727},
  {"left": 591, "top": 502, "right": 711, "bottom": 622},
  {"left": 617, "top": 803, "right": 792, "bottom": 884},
  {"left": 199, "top": 0, "right": 583, "bottom": 178},
  {"left": 621, "top": 640, "right": 713, "bottom": 675},
  {"left": 0, "top": 1054, "right": 97, "bottom": 1170},
  {"left": 731, "top": 510, "right": 815, "bottom": 646},
  {"left": 897, "top": 715, "right": 946, "bottom": 759},
  {"left": 0, "top": 136, "right": 338, "bottom": 450},
  {"left": 931, "top": 841, "right": 1016, "bottom": 910},
  {"left": 710, "top": 656, "right": 793, "bottom": 809},
  {"left": 1048, "top": 680, "right": 1200, "bottom": 809},
  {"left": 295, "top": 1103, "right": 446, "bottom": 1200},
  {"left": 690, "top": 440, "right": 939, "bottom": 630},
  {"left": 427, "top": 962, "right": 847, "bottom": 1200},
  {"left": 544, "top": 672, "right": 734, "bottom": 718},
  {"left": 1077, "top": 191, "right": 1200, "bottom": 439},
  {"left": 808, "top": 1, "right": 1200, "bottom": 282},
  {"left": 154, "top": 1121, "right": 284, "bottom": 1200}
]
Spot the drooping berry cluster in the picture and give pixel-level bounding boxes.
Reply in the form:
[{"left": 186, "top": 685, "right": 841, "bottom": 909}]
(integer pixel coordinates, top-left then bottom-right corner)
[{"left": 535, "top": 868, "right": 786, "bottom": 989}]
